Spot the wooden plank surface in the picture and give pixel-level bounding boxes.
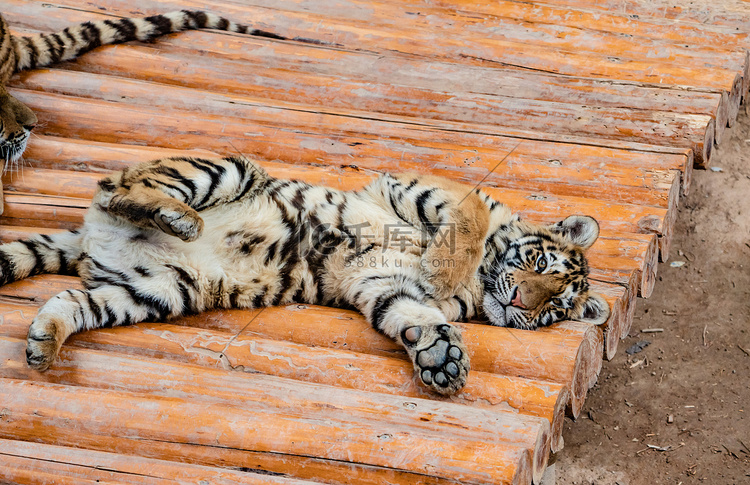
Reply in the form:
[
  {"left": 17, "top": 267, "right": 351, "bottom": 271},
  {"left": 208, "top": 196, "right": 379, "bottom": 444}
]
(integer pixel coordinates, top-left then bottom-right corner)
[{"left": 0, "top": 0, "right": 747, "bottom": 482}]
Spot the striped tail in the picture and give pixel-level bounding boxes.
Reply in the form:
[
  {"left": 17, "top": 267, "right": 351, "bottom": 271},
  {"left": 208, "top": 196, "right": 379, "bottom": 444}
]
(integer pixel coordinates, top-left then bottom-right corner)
[
  {"left": 0, "top": 230, "right": 83, "bottom": 285},
  {"left": 12, "top": 10, "right": 285, "bottom": 72}
]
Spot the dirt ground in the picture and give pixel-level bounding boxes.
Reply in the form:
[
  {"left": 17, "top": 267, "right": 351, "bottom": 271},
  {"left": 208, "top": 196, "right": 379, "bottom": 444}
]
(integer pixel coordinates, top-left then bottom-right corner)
[{"left": 556, "top": 112, "right": 750, "bottom": 484}]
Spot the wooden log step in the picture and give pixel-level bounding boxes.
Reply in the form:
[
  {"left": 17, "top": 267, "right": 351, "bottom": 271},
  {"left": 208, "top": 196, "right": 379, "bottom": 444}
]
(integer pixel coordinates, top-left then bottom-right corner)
[
  {"left": 52, "top": 36, "right": 729, "bottom": 146},
  {"left": 12, "top": 85, "right": 695, "bottom": 185},
  {"left": 17, "top": 125, "right": 686, "bottom": 217},
  {"left": 9, "top": 0, "right": 744, "bottom": 103},
  {"left": 369, "top": 0, "right": 750, "bottom": 111},
  {"left": 590, "top": 281, "right": 631, "bottom": 361},
  {"left": 0, "top": 335, "right": 554, "bottom": 482},
  {"left": 514, "top": 0, "right": 750, "bottom": 39},
  {"left": 0, "top": 375, "right": 536, "bottom": 485},
  {"left": 222, "top": 0, "right": 750, "bottom": 92},
  {"left": 518, "top": 0, "right": 750, "bottom": 109},
  {"left": 10, "top": 47, "right": 722, "bottom": 154},
  {"left": 0, "top": 438, "right": 319, "bottom": 485},
  {"left": 10, "top": 60, "right": 713, "bottom": 170},
  {"left": 398, "top": 0, "right": 748, "bottom": 50},
  {"left": 0, "top": 276, "right": 601, "bottom": 418}
]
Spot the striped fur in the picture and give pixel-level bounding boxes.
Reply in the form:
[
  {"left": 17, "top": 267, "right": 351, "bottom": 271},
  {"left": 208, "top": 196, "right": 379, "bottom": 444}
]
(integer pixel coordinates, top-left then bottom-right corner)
[
  {"left": 0, "top": 10, "right": 283, "bottom": 164},
  {"left": 1, "top": 157, "right": 609, "bottom": 395}
]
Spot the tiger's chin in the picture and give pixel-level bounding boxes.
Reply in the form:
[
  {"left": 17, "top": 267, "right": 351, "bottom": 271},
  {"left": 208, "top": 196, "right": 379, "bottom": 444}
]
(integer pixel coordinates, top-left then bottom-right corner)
[
  {"left": 482, "top": 293, "right": 541, "bottom": 330},
  {"left": 482, "top": 293, "right": 508, "bottom": 327}
]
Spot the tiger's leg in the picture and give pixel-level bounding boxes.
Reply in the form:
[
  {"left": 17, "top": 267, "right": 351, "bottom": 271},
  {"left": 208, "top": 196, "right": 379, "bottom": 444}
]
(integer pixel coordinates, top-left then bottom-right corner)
[
  {"left": 94, "top": 156, "right": 269, "bottom": 241},
  {"left": 329, "top": 248, "right": 470, "bottom": 395},
  {"left": 0, "top": 230, "right": 82, "bottom": 285},
  {"left": 25, "top": 266, "right": 197, "bottom": 370},
  {"left": 361, "top": 173, "right": 490, "bottom": 300}
]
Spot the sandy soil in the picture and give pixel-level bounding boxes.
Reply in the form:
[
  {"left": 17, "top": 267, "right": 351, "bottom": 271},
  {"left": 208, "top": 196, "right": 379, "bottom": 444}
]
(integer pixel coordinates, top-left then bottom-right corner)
[{"left": 556, "top": 111, "right": 750, "bottom": 484}]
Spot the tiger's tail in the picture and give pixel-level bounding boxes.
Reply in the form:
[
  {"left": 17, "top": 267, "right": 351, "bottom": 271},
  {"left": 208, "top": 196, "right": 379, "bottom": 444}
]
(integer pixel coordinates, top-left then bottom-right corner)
[
  {"left": 0, "top": 230, "right": 83, "bottom": 285},
  {"left": 11, "top": 10, "right": 284, "bottom": 72}
]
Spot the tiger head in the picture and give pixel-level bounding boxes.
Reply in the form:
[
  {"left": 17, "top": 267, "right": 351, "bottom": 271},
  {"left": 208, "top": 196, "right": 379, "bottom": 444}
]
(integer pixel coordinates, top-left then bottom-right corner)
[
  {"left": 0, "top": 86, "right": 37, "bottom": 165},
  {"left": 1, "top": 14, "right": 38, "bottom": 165},
  {"left": 481, "top": 214, "right": 610, "bottom": 330}
]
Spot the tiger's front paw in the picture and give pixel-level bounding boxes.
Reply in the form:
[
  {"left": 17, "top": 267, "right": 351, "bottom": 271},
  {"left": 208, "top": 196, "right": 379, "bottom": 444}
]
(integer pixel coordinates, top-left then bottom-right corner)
[
  {"left": 401, "top": 323, "right": 469, "bottom": 395},
  {"left": 154, "top": 207, "right": 204, "bottom": 242},
  {"left": 26, "top": 316, "right": 63, "bottom": 371}
]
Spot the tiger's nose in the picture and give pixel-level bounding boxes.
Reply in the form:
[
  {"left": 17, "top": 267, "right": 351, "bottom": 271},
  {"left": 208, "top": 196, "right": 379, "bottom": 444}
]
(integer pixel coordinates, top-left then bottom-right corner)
[{"left": 510, "top": 287, "right": 526, "bottom": 309}]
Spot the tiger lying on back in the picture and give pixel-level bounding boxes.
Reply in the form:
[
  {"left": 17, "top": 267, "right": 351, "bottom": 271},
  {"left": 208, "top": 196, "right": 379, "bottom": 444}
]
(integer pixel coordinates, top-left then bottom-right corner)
[
  {"left": 0, "top": 157, "right": 609, "bottom": 394},
  {"left": 0, "top": 10, "right": 279, "bottom": 164}
]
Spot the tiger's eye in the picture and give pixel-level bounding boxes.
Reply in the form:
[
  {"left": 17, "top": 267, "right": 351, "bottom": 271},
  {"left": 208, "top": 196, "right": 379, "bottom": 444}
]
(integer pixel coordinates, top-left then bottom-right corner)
[
  {"left": 536, "top": 255, "right": 547, "bottom": 272},
  {"left": 551, "top": 298, "right": 563, "bottom": 307}
]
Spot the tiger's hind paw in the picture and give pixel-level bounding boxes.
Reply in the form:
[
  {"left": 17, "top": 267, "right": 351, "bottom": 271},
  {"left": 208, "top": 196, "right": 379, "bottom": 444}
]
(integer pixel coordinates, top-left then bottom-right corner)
[
  {"left": 26, "top": 317, "right": 63, "bottom": 371},
  {"left": 154, "top": 207, "right": 204, "bottom": 242},
  {"left": 401, "top": 323, "right": 469, "bottom": 395}
]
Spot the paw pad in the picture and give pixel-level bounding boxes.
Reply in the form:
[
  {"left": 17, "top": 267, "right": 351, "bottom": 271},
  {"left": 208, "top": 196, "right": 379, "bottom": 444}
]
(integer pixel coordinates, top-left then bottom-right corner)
[{"left": 402, "top": 324, "right": 469, "bottom": 395}]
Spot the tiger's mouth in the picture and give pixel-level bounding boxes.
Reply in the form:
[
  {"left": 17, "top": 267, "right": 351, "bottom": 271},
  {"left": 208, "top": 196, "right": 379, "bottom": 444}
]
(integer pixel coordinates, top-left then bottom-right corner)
[
  {"left": 483, "top": 289, "right": 542, "bottom": 330},
  {"left": 1, "top": 134, "right": 30, "bottom": 165}
]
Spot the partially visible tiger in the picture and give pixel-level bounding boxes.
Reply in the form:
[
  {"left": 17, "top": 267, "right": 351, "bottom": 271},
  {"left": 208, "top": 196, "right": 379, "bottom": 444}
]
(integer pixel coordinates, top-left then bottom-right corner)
[
  {"left": 0, "top": 10, "right": 280, "bottom": 182},
  {"left": 0, "top": 157, "right": 609, "bottom": 394}
]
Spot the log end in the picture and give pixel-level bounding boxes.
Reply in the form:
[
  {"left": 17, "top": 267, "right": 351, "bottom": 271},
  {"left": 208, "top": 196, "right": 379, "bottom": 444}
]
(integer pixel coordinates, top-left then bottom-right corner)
[
  {"left": 638, "top": 235, "right": 660, "bottom": 299},
  {"left": 658, "top": 176, "right": 681, "bottom": 262},
  {"left": 604, "top": 298, "right": 625, "bottom": 361},
  {"left": 550, "top": 386, "right": 571, "bottom": 453},
  {"left": 554, "top": 321, "right": 603, "bottom": 418},
  {"left": 697, "top": 118, "right": 715, "bottom": 169},
  {"left": 727, "top": 73, "right": 743, "bottom": 128},
  {"left": 511, "top": 449, "right": 534, "bottom": 485}
]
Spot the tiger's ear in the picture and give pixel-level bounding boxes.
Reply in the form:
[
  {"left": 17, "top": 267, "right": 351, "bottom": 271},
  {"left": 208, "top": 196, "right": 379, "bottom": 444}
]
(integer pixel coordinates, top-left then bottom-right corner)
[
  {"left": 549, "top": 215, "right": 599, "bottom": 249},
  {"left": 576, "top": 292, "right": 610, "bottom": 326}
]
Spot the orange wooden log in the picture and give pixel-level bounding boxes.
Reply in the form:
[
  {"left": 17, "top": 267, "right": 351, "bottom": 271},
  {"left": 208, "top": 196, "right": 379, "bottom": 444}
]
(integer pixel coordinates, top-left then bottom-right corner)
[
  {"left": 0, "top": 388, "right": 505, "bottom": 485},
  {"left": 0, "top": 225, "right": 61, "bottom": 242},
  {"left": 483, "top": 0, "right": 750, "bottom": 41},
  {"left": 395, "top": 0, "right": 749, "bottom": 56},
  {"left": 10, "top": 76, "right": 688, "bottom": 210},
  {"left": 0, "top": 438, "right": 319, "bottom": 485},
  {"left": 11, "top": 51, "right": 718, "bottom": 161},
  {"left": 0, "top": 377, "right": 534, "bottom": 485},
  {"left": 590, "top": 281, "right": 629, "bottom": 361},
  {"left": 49, "top": 35, "right": 729, "bottom": 145},
  {"left": 17, "top": 132, "right": 683, "bottom": 234}
]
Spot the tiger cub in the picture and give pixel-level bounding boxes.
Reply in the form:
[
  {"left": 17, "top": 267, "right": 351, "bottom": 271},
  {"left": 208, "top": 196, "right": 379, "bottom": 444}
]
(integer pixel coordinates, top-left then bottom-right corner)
[
  {"left": 0, "top": 10, "right": 280, "bottom": 171},
  {"left": 0, "top": 157, "right": 610, "bottom": 395}
]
